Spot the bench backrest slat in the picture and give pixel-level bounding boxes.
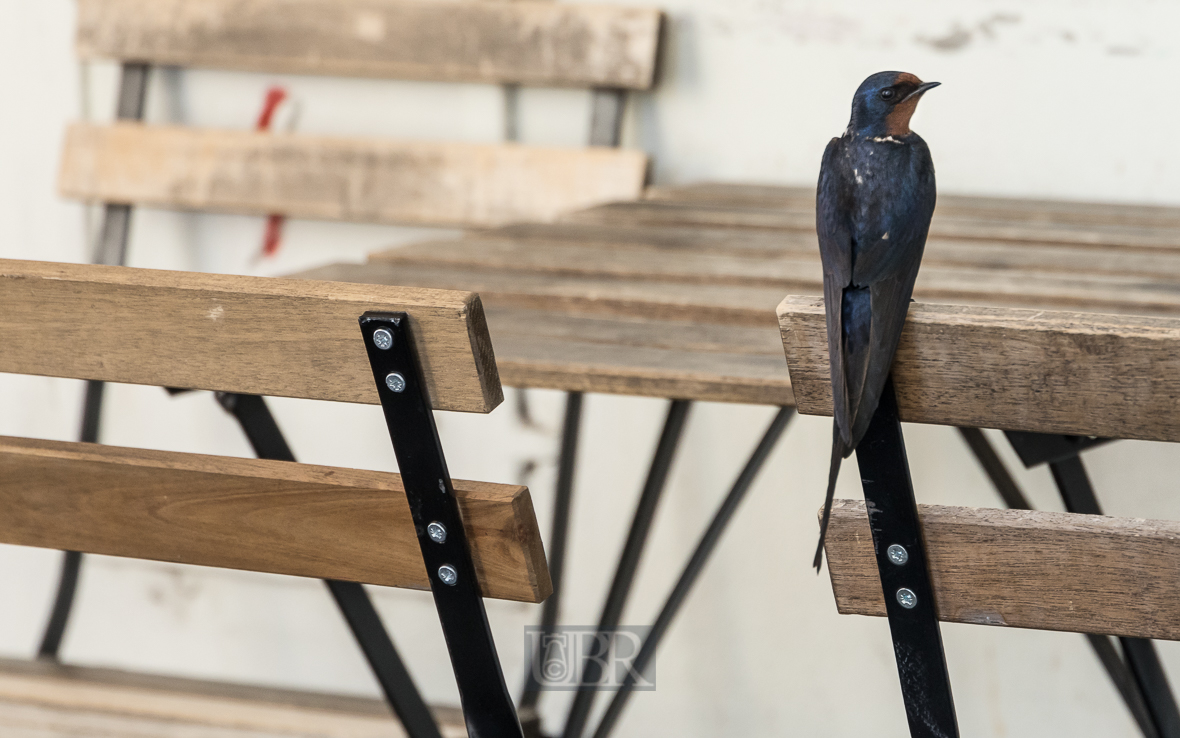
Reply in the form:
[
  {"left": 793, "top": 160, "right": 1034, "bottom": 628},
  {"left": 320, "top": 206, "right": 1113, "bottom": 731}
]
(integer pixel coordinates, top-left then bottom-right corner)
[
  {"left": 0, "top": 436, "right": 549, "bottom": 602},
  {"left": 59, "top": 123, "right": 650, "bottom": 228},
  {"left": 0, "top": 260, "right": 501, "bottom": 413},
  {"left": 825, "top": 500, "right": 1180, "bottom": 641},
  {"left": 778, "top": 296, "right": 1180, "bottom": 442},
  {"left": 77, "top": 0, "right": 662, "bottom": 90}
]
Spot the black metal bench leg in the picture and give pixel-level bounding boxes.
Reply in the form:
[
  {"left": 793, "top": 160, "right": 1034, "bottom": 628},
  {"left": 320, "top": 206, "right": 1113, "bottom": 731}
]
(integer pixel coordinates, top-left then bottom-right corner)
[
  {"left": 520, "top": 391, "right": 583, "bottom": 735},
  {"left": 1048, "top": 455, "right": 1180, "bottom": 738},
  {"left": 589, "top": 406, "right": 794, "bottom": 738},
  {"left": 361, "top": 313, "right": 524, "bottom": 738},
  {"left": 961, "top": 428, "right": 1162, "bottom": 738},
  {"left": 859, "top": 378, "right": 959, "bottom": 738},
  {"left": 217, "top": 391, "right": 442, "bottom": 738},
  {"left": 560, "top": 399, "right": 691, "bottom": 738},
  {"left": 38, "top": 61, "right": 150, "bottom": 662}
]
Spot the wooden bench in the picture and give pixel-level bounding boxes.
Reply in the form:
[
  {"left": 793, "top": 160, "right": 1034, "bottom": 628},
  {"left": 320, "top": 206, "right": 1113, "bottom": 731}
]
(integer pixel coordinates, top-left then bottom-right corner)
[
  {"left": 0, "top": 259, "right": 550, "bottom": 738},
  {"left": 779, "top": 296, "right": 1180, "bottom": 738}
]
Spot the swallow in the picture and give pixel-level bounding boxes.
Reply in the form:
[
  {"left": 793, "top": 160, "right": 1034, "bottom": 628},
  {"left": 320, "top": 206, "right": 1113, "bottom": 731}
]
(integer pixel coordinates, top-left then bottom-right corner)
[{"left": 813, "top": 71, "right": 940, "bottom": 569}]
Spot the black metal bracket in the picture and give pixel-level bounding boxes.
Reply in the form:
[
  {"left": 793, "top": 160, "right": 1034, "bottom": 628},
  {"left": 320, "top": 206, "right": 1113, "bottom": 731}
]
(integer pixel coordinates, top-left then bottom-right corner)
[
  {"left": 360, "top": 312, "right": 524, "bottom": 738},
  {"left": 857, "top": 378, "right": 959, "bottom": 738},
  {"left": 1003, "top": 430, "right": 1113, "bottom": 468}
]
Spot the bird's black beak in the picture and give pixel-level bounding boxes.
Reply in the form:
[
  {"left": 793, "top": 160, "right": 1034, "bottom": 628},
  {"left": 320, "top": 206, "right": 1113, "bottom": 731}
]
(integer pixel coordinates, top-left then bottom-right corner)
[{"left": 903, "top": 81, "right": 941, "bottom": 102}]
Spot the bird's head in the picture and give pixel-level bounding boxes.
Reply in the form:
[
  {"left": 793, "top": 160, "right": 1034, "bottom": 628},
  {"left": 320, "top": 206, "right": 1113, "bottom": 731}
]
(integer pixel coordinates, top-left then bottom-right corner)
[{"left": 848, "top": 71, "right": 940, "bottom": 139}]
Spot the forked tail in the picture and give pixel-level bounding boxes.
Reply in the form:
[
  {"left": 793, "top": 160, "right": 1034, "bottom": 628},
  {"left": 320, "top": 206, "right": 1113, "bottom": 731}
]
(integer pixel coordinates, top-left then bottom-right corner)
[{"left": 814, "top": 421, "right": 849, "bottom": 571}]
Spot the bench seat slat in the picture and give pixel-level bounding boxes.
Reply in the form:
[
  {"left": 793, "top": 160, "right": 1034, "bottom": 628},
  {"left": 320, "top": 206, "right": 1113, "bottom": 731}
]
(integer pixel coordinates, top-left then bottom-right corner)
[
  {"left": 0, "top": 436, "right": 550, "bottom": 603},
  {"left": 825, "top": 500, "right": 1180, "bottom": 641},
  {"left": 0, "top": 259, "right": 500, "bottom": 413},
  {"left": 778, "top": 297, "right": 1180, "bottom": 443},
  {"left": 59, "top": 123, "right": 649, "bottom": 228},
  {"left": 77, "top": 0, "right": 661, "bottom": 90}
]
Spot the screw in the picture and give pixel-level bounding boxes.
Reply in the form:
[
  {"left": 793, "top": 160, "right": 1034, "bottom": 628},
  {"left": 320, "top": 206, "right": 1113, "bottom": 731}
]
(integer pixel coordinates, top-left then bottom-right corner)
[
  {"left": 385, "top": 372, "right": 406, "bottom": 393},
  {"left": 896, "top": 588, "right": 918, "bottom": 609},
  {"left": 887, "top": 544, "right": 909, "bottom": 566},
  {"left": 438, "top": 564, "right": 458, "bottom": 586},
  {"left": 427, "top": 522, "right": 447, "bottom": 544},
  {"left": 372, "top": 328, "right": 393, "bottom": 350}
]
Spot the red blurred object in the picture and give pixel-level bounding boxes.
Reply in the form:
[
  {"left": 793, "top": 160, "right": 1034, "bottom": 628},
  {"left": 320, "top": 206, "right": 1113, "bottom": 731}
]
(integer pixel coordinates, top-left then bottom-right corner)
[{"left": 256, "top": 86, "right": 288, "bottom": 258}]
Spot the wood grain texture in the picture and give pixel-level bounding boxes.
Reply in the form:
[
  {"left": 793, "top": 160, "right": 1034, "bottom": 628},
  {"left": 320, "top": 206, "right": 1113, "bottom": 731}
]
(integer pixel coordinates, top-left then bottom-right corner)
[
  {"left": 0, "top": 436, "right": 550, "bottom": 603},
  {"left": 778, "top": 296, "right": 1180, "bottom": 442},
  {"left": 60, "top": 123, "right": 649, "bottom": 228},
  {"left": 76, "top": 0, "right": 662, "bottom": 89},
  {"left": 824, "top": 500, "right": 1180, "bottom": 641},
  {"left": 0, "top": 658, "right": 467, "bottom": 737},
  {"left": 0, "top": 259, "right": 501, "bottom": 413}
]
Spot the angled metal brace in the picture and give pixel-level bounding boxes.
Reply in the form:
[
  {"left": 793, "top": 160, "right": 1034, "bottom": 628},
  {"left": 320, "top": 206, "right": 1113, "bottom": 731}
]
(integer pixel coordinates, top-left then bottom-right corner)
[
  {"left": 39, "top": 60, "right": 150, "bottom": 661},
  {"left": 1003, "top": 430, "right": 1113, "bottom": 468},
  {"left": 858, "top": 378, "right": 959, "bottom": 738},
  {"left": 361, "top": 313, "right": 524, "bottom": 738}
]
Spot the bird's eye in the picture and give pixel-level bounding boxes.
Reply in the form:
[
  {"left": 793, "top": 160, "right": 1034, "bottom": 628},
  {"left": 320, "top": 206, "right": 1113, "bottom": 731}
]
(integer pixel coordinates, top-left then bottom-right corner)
[{"left": 880, "top": 89, "right": 896, "bottom": 100}]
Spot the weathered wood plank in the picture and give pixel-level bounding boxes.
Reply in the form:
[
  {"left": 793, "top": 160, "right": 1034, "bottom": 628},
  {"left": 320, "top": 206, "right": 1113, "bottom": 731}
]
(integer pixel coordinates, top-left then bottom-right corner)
[
  {"left": 0, "top": 259, "right": 501, "bottom": 413},
  {"left": 825, "top": 500, "right": 1180, "bottom": 641},
  {"left": 0, "top": 657, "right": 468, "bottom": 737},
  {"left": 778, "top": 297, "right": 1180, "bottom": 442},
  {"left": 77, "top": 0, "right": 662, "bottom": 89},
  {"left": 0, "top": 436, "right": 549, "bottom": 603},
  {"left": 486, "top": 306, "right": 793, "bottom": 404},
  {"left": 59, "top": 123, "right": 649, "bottom": 228}
]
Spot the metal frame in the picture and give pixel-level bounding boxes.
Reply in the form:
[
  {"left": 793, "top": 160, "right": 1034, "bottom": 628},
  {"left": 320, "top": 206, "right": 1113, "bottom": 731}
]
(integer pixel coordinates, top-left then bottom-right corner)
[
  {"left": 361, "top": 312, "right": 524, "bottom": 737},
  {"left": 960, "top": 428, "right": 1180, "bottom": 738},
  {"left": 39, "top": 60, "right": 150, "bottom": 661},
  {"left": 856, "top": 378, "right": 959, "bottom": 738}
]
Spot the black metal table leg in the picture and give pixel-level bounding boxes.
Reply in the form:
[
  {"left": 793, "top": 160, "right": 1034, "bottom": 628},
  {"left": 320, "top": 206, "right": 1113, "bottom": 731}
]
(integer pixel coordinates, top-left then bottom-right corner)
[
  {"left": 520, "top": 391, "right": 583, "bottom": 735},
  {"left": 560, "top": 399, "right": 691, "bottom": 738},
  {"left": 857, "top": 378, "right": 958, "bottom": 738},
  {"left": 589, "top": 407, "right": 794, "bottom": 738},
  {"left": 38, "top": 60, "right": 150, "bottom": 662},
  {"left": 217, "top": 391, "right": 442, "bottom": 738},
  {"left": 361, "top": 313, "right": 524, "bottom": 738},
  {"left": 961, "top": 428, "right": 1161, "bottom": 738}
]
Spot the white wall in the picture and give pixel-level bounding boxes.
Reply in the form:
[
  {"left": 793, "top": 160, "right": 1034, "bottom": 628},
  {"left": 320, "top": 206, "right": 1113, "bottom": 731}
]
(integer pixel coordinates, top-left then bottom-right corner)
[{"left": 2, "top": 1, "right": 1180, "bottom": 736}]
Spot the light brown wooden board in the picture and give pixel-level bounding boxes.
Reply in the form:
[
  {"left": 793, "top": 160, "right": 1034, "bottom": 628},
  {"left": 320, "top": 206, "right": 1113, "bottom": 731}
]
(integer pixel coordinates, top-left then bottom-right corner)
[
  {"left": 824, "top": 500, "right": 1180, "bottom": 641},
  {"left": 0, "top": 436, "right": 549, "bottom": 603},
  {"left": 60, "top": 123, "right": 648, "bottom": 228},
  {"left": 568, "top": 200, "right": 1180, "bottom": 251},
  {"left": 0, "top": 658, "right": 467, "bottom": 737},
  {"left": 0, "top": 259, "right": 501, "bottom": 413},
  {"left": 76, "top": 0, "right": 661, "bottom": 89},
  {"left": 645, "top": 182, "right": 1180, "bottom": 230},
  {"left": 778, "top": 297, "right": 1180, "bottom": 442},
  {"left": 369, "top": 236, "right": 1180, "bottom": 316}
]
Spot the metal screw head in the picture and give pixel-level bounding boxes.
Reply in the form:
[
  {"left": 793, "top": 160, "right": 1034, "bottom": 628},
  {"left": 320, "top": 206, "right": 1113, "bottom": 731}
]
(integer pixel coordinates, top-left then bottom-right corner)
[
  {"left": 385, "top": 372, "right": 406, "bottom": 393},
  {"left": 887, "top": 544, "right": 909, "bottom": 566},
  {"left": 896, "top": 588, "right": 918, "bottom": 609},
  {"left": 437, "top": 564, "right": 459, "bottom": 586},
  {"left": 372, "top": 327, "right": 394, "bottom": 350},
  {"left": 427, "top": 522, "right": 447, "bottom": 544}
]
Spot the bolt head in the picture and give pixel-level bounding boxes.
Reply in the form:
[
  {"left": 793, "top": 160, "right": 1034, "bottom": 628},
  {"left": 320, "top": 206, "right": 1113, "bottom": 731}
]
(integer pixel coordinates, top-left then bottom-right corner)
[
  {"left": 887, "top": 544, "right": 909, "bottom": 566},
  {"left": 372, "top": 327, "right": 394, "bottom": 350},
  {"left": 438, "top": 564, "right": 459, "bottom": 586},
  {"left": 427, "top": 522, "right": 447, "bottom": 544},
  {"left": 385, "top": 372, "right": 406, "bottom": 393},
  {"left": 896, "top": 587, "right": 918, "bottom": 609}
]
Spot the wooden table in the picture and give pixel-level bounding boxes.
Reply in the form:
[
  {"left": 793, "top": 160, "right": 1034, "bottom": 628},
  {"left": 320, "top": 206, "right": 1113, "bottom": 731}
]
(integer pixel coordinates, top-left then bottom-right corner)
[{"left": 297, "top": 183, "right": 1180, "bottom": 407}]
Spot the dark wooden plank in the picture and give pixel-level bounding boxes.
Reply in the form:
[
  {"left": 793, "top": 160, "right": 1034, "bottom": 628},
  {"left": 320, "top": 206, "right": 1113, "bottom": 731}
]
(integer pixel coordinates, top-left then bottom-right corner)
[
  {"left": 779, "top": 297, "right": 1180, "bottom": 442},
  {"left": 77, "top": 0, "right": 662, "bottom": 89},
  {"left": 0, "top": 259, "right": 501, "bottom": 413},
  {"left": 0, "top": 436, "right": 549, "bottom": 603},
  {"left": 60, "top": 123, "right": 648, "bottom": 228},
  {"left": 825, "top": 500, "right": 1180, "bottom": 641}
]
